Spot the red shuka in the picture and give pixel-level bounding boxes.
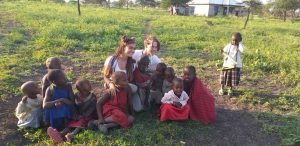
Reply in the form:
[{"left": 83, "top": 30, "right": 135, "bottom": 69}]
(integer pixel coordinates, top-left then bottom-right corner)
[
  {"left": 102, "top": 90, "right": 130, "bottom": 128},
  {"left": 189, "top": 77, "right": 216, "bottom": 124},
  {"left": 160, "top": 104, "right": 190, "bottom": 121},
  {"left": 133, "top": 69, "right": 150, "bottom": 85}
]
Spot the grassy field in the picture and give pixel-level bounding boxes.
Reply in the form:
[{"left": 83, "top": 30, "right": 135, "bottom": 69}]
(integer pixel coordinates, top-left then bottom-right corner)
[{"left": 0, "top": 1, "right": 299, "bottom": 145}]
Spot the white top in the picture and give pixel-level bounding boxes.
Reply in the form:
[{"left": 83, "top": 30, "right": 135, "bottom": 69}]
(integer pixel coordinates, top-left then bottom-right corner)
[
  {"left": 222, "top": 43, "right": 245, "bottom": 68},
  {"left": 132, "top": 50, "right": 161, "bottom": 72},
  {"left": 15, "top": 94, "right": 43, "bottom": 128},
  {"left": 161, "top": 90, "right": 189, "bottom": 106},
  {"left": 104, "top": 56, "right": 127, "bottom": 73}
]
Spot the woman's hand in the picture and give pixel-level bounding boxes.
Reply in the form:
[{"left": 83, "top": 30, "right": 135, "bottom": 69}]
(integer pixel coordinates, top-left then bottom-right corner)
[{"left": 109, "top": 83, "right": 118, "bottom": 97}]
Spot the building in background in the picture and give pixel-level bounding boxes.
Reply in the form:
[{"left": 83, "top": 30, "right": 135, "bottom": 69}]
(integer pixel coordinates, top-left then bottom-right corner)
[{"left": 187, "top": 0, "right": 247, "bottom": 16}]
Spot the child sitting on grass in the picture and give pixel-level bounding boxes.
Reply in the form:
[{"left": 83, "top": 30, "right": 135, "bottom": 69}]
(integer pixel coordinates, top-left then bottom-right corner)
[
  {"left": 133, "top": 56, "right": 151, "bottom": 109},
  {"left": 42, "top": 57, "right": 62, "bottom": 98},
  {"left": 149, "top": 63, "right": 167, "bottom": 114},
  {"left": 160, "top": 78, "right": 190, "bottom": 122},
  {"left": 47, "top": 79, "right": 97, "bottom": 143},
  {"left": 219, "top": 32, "right": 245, "bottom": 96},
  {"left": 16, "top": 81, "right": 43, "bottom": 128},
  {"left": 162, "top": 67, "right": 175, "bottom": 94},
  {"left": 89, "top": 71, "right": 134, "bottom": 134},
  {"left": 43, "top": 69, "right": 74, "bottom": 132}
]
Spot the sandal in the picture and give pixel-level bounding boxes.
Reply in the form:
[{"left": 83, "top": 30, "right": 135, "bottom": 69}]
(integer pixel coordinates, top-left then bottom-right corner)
[{"left": 47, "top": 127, "right": 64, "bottom": 143}]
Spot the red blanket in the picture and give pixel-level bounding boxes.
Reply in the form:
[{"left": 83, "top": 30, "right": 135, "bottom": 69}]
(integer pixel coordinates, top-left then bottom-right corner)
[
  {"left": 189, "top": 77, "right": 216, "bottom": 124},
  {"left": 160, "top": 104, "right": 190, "bottom": 122}
]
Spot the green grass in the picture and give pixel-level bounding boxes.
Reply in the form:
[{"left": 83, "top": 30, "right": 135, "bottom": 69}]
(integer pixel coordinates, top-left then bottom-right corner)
[{"left": 0, "top": 1, "right": 299, "bottom": 145}]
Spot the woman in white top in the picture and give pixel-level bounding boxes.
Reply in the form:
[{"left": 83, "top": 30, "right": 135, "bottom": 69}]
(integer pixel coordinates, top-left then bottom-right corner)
[
  {"left": 103, "top": 36, "right": 143, "bottom": 112},
  {"left": 132, "top": 35, "right": 161, "bottom": 72},
  {"left": 219, "top": 32, "right": 245, "bottom": 96}
]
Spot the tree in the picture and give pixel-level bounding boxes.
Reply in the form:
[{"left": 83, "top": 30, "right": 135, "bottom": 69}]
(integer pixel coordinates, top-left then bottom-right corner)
[
  {"left": 272, "top": 0, "right": 300, "bottom": 22},
  {"left": 243, "top": 0, "right": 262, "bottom": 29},
  {"left": 77, "top": 0, "right": 81, "bottom": 16},
  {"left": 160, "top": 0, "right": 191, "bottom": 8},
  {"left": 136, "top": 0, "right": 158, "bottom": 8}
]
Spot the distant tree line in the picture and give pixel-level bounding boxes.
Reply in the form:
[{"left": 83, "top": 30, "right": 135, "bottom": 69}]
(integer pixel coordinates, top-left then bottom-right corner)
[{"left": 45, "top": 0, "right": 300, "bottom": 21}]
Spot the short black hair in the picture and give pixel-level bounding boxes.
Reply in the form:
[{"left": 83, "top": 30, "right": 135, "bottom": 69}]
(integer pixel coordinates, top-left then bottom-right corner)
[
  {"left": 47, "top": 69, "right": 64, "bottom": 83},
  {"left": 111, "top": 71, "right": 127, "bottom": 84},
  {"left": 139, "top": 56, "right": 150, "bottom": 64},
  {"left": 165, "top": 67, "right": 175, "bottom": 75},
  {"left": 185, "top": 65, "right": 196, "bottom": 75},
  {"left": 156, "top": 63, "right": 167, "bottom": 72},
  {"left": 232, "top": 32, "right": 242, "bottom": 42},
  {"left": 172, "top": 78, "right": 183, "bottom": 87}
]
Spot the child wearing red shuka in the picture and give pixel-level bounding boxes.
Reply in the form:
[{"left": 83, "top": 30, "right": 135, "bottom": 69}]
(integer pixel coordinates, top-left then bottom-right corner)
[
  {"left": 133, "top": 56, "right": 151, "bottom": 109},
  {"left": 160, "top": 78, "right": 190, "bottom": 122},
  {"left": 88, "top": 71, "right": 134, "bottom": 133}
]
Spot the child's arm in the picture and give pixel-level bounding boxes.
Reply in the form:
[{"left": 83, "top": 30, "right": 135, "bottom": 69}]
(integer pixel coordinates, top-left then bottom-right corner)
[
  {"left": 15, "top": 100, "right": 29, "bottom": 119},
  {"left": 222, "top": 44, "right": 231, "bottom": 54},
  {"left": 237, "top": 42, "right": 245, "bottom": 53},
  {"left": 127, "top": 87, "right": 135, "bottom": 116},
  {"left": 43, "top": 88, "right": 63, "bottom": 108},
  {"left": 81, "top": 96, "right": 97, "bottom": 117},
  {"left": 41, "top": 75, "right": 49, "bottom": 98},
  {"left": 96, "top": 92, "right": 111, "bottom": 124},
  {"left": 179, "top": 92, "right": 189, "bottom": 107},
  {"left": 161, "top": 92, "right": 173, "bottom": 104}
]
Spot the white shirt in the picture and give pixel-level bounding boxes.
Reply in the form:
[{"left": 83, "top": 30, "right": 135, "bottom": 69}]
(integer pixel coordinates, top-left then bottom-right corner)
[
  {"left": 161, "top": 90, "right": 189, "bottom": 106},
  {"left": 222, "top": 43, "right": 245, "bottom": 68},
  {"left": 132, "top": 50, "right": 161, "bottom": 72},
  {"left": 15, "top": 94, "right": 43, "bottom": 128},
  {"left": 104, "top": 56, "right": 127, "bottom": 73}
]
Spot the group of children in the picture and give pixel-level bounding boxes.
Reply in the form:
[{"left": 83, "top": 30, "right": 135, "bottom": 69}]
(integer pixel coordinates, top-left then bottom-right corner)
[
  {"left": 15, "top": 32, "right": 245, "bottom": 143},
  {"left": 16, "top": 57, "right": 97, "bottom": 143}
]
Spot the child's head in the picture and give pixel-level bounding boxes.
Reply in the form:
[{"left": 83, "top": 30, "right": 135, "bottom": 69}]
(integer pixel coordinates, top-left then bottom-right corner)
[
  {"left": 138, "top": 56, "right": 150, "bottom": 73},
  {"left": 182, "top": 65, "right": 196, "bottom": 83},
  {"left": 47, "top": 69, "right": 68, "bottom": 87},
  {"left": 231, "top": 32, "right": 242, "bottom": 46},
  {"left": 21, "top": 81, "right": 40, "bottom": 98},
  {"left": 46, "top": 57, "right": 61, "bottom": 70},
  {"left": 111, "top": 71, "right": 128, "bottom": 89},
  {"left": 76, "top": 79, "right": 92, "bottom": 97},
  {"left": 164, "top": 67, "right": 175, "bottom": 83},
  {"left": 156, "top": 63, "right": 167, "bottom": 74},
  {"left": 172, "top": 78, "right": 184, "bottom": 97}
]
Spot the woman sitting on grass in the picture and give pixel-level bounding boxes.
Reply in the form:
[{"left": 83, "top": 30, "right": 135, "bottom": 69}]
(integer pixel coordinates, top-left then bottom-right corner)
[
  {"left": 103, "top": 35, "right": 143, "bottom": 112},
  {"left": 132, "top": 35, "right": 161, "bottom": 73}
]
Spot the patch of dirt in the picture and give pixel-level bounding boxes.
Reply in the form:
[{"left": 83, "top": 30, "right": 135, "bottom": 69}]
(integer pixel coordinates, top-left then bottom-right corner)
[{"left": 182, "top": 108, "right": 280, "bottom": 146}]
